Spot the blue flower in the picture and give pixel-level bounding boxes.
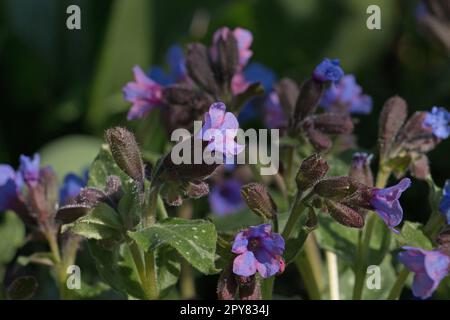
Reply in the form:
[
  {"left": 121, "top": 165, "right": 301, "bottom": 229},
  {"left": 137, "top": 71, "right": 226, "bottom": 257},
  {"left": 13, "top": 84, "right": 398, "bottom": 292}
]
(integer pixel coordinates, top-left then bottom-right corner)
[
  {"left": 264, "top": 92, "right": 288, "bottom": 130},
  {"left": 18, "top": 154, "right": 40, "bottom": 186},
  {"left": 149, "top": 45, "right": 187, "bottom": 85},
  {"left": 398, "top": 246, "right": 450, "bottom": 299},
  {"left": 59, "top": 172, "right": 88, "bottom": 206},
  {"left": 320, "top": 75, "right": 372, "bottom": 114},
  {"left": 0, "top": 165, "right": 22, "bottom": 211},
  {"left": 423, "top": 106, "right": 450, "bottom": 139},
  {"left": 439, "top": 180, "right": 450, "bottom": 223},
  {"left": 312, "top": 58, "right": 344, "bottom": 83},
  {"left": 209, "top": 179, "right": 245, "bottom": 216},
  {"left": 232, "top": 224, "right": 285, "bottom": 278},
  {"left": 370, "top": 178, "right": 411, "bottom": 232}
]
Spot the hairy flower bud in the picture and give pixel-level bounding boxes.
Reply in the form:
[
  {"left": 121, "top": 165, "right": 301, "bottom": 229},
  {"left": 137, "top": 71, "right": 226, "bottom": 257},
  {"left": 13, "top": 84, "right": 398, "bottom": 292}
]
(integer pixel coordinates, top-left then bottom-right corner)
[
  {"left": 349, "top": 152, "right": 374, "bottom": 187},
  {"left": 241, "top": 183, "right": 277, "bottom": 220},
  {"left": 378, "top": 96, "right": 408, "bottom": 158},
  {"left": 325, "top": 199, "right": 365, "bottom": 228},
  {"left": 105, "top": 127, "right": 145, "bottom": 187},
  {"left": 296, "top": 154, "right": 329, "bottom": 191},
  {"left": 215, "top": 31, "right": 239, "bottom": 87},
  {"left": 293, "top": 78, "right": 324, "bottom": 122},
  {"left": 398, "top": 112, "right": 438, "bottom": 153},
  {"left": 275, "top": 78, "right": 299, "bottom": 118},
  {"left": 312, "top": 113, "right": 354, "bottom": 134},
  {"left": 314, "top": 176, "right": 358, "bottom": 200},
  {"left": 410, "top": 154, "right": 430, "bottom": 180},
  {"left": 217, "top": 266, "right": 238, "bottom": 300},
  {"left": 186, "top": 43, "right": 218, "bottom": 94},
  {"left": 302, "top": 120, "right": 332, "bottom": 151},
  {"left": 186, "top": 180, "right": 210, "bottom": 199},
  {"left": 236, "top": 275, "right": 262, "bottom": 300}
]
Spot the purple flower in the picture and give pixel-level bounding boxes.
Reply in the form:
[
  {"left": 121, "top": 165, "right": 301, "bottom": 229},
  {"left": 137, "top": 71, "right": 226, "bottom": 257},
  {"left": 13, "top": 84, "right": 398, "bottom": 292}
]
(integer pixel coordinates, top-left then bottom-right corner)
[
  {"left": 312, "top": 58, "right": 344, "bottom": 83},
  {"left": 198, "top": 102, "right": 244, "bottom": 160},
  {"left": 18, "top": 154, "right": 40, "bottom": 187},
  {"left": 0, "top": 165, "right": 23, "bottom": 211},
  {"left": 232, "top": 224, "right": 285, "bottom": 278},
  {"left": 213, "top": 27, "right": 253, "bottom": 69},
  {"left": 123, "top": 66, "right": 163, "bottom": 120},
  {"left": 264, "top": 92, "right": 288, "bottom": 130},
  {"left": 59, "top": 172, "right": 88, "bottom": 206},
  {"left": 423, "top": 106, "right": 450, "bottom": 139},
  {"left": 370, "top": 178, "right": 411, "bottom": 232},
  {"left": 209, "top": 179, "right": 245, "bottom": 216},
  {"left": 149, "top": 45, "right": 187, "bottom": 86},
  {"left": 320, "top": 75, "right": 372, "bottom": 114},
  {"left": 439, "top": 180, "right": 450, "bottom": 224},
  {"left": 398, "top": 246, "right": 450, "bottom": 299}
]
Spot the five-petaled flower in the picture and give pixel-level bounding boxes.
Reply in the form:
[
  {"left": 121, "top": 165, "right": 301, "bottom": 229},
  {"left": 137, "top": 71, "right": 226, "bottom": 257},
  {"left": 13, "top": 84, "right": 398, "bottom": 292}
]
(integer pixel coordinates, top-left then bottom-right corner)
[
  {"left": 197, "top": 102, "right": 244, "bottom": 160},
  {"left": 0, "top": 164, "right": 23, "bottom": 212},
  {"left": 123, "top": 66, "right": 163, "bottom": 120},
  {"left": 312, "top": 58, "right": 344, "bottom": 83},
  {"left": 209, "top": 179, "right": 245, "bottom": 216},
  {"left": 440, "top": 179, "right": 450, "bottom": 224},
  {"left": 369, "top": 178, "right": 411, "bottom": 232},
  {"left": 19, "top": 154, "right": 40, "bottom": 187},
  {"left": 423, "top": 106, "right": 450, "bottom": 139},
  {"left": 398, "top": 246, "right": 450, "bottom": 299},
  {"left": 232, "top": 223, "right": 285, "bottom": 278},
  {"left": 320, "top": 74, "right": 372, "bottom": 114}
]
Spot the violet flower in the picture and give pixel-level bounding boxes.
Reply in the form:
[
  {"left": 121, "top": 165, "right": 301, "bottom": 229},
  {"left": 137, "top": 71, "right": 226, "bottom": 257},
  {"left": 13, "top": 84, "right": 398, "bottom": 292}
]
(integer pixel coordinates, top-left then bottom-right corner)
[
  {"left": 320, "top": 75, "right": 373, "bottom": 114},
  {"left": 209, "top": 179, "right": 245, "bottom": 216},
  {"left": 149, "top": 45, "right": 188, "bottom": 85},
  {"left": 264, "top": 92, "right": 287, "bottom": 130},
  {"left": 423, "top": 106, "right": 450, "bottom": 139},
  {"left": 370, "top": 178, "right": 411, "bottom": 232},
  {"left": 18, "top": 154, "right": 40, "bottom": 186},
  {"left": 312, "top": 58, "right": 344, "bottom": 84},
  {"left": 232, "top": 223, "right": 285, "bottom": 278},
  {"left": 398, "top": 246, "right": 450, "bottom": 299},
  {"left": 0, "top": 165, "right": 23, "bottom": 212},
  {"left": 197, "top": 102, "right": 244, "bottom": 160},
  {"left": 59, "top": 172, "right": 88, "bottom": 206},
  {"left": 123, "top": 66, "right": 163, "bottom": 120},
  {"left": 440, "top": 179, "right": 450, "bottom": 224}
]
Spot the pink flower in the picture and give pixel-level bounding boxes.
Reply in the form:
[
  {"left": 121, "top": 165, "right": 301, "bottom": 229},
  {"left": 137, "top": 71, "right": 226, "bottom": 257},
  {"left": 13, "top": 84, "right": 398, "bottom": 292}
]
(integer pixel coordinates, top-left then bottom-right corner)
[{"left": 123, "top": 66, "right": 163, "bottom": 120}]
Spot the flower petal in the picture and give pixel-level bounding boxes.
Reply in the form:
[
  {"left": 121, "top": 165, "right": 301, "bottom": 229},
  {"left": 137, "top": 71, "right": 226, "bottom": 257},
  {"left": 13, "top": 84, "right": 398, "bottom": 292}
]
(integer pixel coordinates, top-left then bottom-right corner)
[{"left": 233, "top": 251, "right": 257, "bottom": 277}]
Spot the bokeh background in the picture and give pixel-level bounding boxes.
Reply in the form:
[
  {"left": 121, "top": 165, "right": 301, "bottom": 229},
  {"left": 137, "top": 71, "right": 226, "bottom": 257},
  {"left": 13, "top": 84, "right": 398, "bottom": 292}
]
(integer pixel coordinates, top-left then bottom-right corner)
[{"left": 0, "top": 0, "right": 449, "bottom": 298}]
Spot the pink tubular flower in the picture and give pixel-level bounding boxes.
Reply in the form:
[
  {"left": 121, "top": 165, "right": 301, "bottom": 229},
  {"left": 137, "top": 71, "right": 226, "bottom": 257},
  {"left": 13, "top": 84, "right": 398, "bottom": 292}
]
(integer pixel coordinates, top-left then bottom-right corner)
[
  {"left": 123, "top": 66, "right": 163, "bottom": 120},
  {"left": 198, "top": 102, "right": 244, "bottom": 159},
  {"left": 232, "top": 224, "right": 285, "bottom": 278}
]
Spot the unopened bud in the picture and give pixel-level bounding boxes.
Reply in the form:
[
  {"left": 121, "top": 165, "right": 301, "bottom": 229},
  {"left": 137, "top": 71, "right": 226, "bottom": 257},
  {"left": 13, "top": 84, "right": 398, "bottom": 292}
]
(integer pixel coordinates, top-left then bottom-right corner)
[
  {"left": 186, "top": 180, "right": 210, "bottom": 199},
  {"left": 275, "top": 78, "right": 299, "bottom": 118},
  {"left": 217, "top": 266, "right": 238, "bottom": 300},
  {"left": 314, "top": 176, "right": 358, "bottom": 200},
  {"left": 410, "top": 154, "right": 430, "bottom": 180},
  {"left": 302, "top": 120, "right": 332, "bottom": 151},
  {"left": 378, "top": 96, "right": 408, "bottom": 158},
  {"left": 312, "top": 113, "right": 354, "bottom": 134},
  {"left": 236, "top": 275, "right": 261, "bottom": 300},
  {"left": 325, "top": 199, "right": 365, "bottom": 228},
  {"left": 293, "top": 78, "right": 324, "bottom": 122},
  {"left": 241, "top": 183, "right": 277, "bottom": 220},
  {"left": 105, "top": 127, "right": 145, "bottom": 187},
  {"left": 398, "top": 112, "right": 438, "bottom": 153},
  {"left": 296, "top": 154, "right": 329, "bottom": 191},
  {"left": 216, "top": 31, "right": 239, "bottom": 87},
  {"left": 349, "top": 152, "right": 374, "bottom": 187},
  {"left": 186, "top": 43, "right": 218, "bottom": 94}
]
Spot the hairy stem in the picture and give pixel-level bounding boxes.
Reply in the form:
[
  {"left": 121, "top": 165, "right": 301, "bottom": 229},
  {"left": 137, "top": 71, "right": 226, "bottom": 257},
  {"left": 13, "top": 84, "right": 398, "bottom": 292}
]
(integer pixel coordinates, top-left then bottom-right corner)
[{"left": 178, "top": 202, "right": 196, "bottom": 299}]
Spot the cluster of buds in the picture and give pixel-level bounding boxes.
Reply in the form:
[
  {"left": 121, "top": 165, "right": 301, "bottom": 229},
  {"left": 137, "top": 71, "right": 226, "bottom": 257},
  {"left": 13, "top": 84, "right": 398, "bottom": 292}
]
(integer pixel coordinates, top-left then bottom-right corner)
[
  {"left": 123, "top": 27, "right": 264, "bottom": 134},
  {"left": 296, "top": 154, "right": 411, "bottom": 231},
  {"left": 378, "top": 96, "right": 449, "bottom": 179},
  {"left": 274, "top": 59, "right": 354, "bottom": 151},
  {"left": 416, "top": 0, "right": 450, "bottom": 55}
]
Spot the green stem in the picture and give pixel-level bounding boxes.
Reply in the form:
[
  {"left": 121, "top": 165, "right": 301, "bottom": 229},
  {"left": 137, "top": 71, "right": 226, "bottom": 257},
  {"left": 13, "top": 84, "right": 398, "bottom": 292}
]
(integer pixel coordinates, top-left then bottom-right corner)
[
  {"left": 386, "top": 267, "right": 410, "bottom": 300},
  {"left": 156, "top": 195, "right": 168, "bottom": 220},
  {"left": 144, "top": 251, "right": 159, "bottom": 299},
  {"left": 128, "top": 240, "right": 153, "bottom": 299},
  {"left": 282, "top": 192, "right": 313, "bottom": 239},
  {"left": 261, "top": 277, "right": 275, "bottom": 300},
  {"left": 284, "top": 146, "right": 295, "bottom": 194},
  {"left": 295, "top": 249, "right": 321, "bottom": 300},
  {"left": 326, "top": 250, "right": 340, "bottom": 300},
  {"left": 180, "top": 259, "right": 196, "bottom": 299}
]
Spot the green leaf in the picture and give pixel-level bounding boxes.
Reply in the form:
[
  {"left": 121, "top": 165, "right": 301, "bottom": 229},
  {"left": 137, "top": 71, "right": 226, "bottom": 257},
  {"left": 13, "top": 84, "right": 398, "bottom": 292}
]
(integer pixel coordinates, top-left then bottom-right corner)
[
  {"left": 395, "top": 221, "right": 433, "bottom": 250},
  {"left": 88, "top": 240, "right": 146, "bottom": 300},
  {"left": 209, "top": 210, "right": 261, "bottom": 234},
  {"left": 17, "top": 252, "right": 55, "bottom": 267},
  {"left": 129, "top": 218, "right": 218, "bottom": 274},
  {"left": 0, "top": 212, "right": 25, "bottom": 279},
  {"left": 62, "top": 203, "right": 123, "bottom": 240},
  {"left": 71, "top": 281, "right": 111, "bottom": 300},
  {"left": 39, "top": 135, "right": 102, "bottom": 181},
  {"left": 87, "top": 0, "right": 152, "bottom": 129},
  {"left": 156, "top": 246, "right": 181, "bottom": 297},
  {"left": 7, "top": 276, "right": 38, "bottom": 300}
]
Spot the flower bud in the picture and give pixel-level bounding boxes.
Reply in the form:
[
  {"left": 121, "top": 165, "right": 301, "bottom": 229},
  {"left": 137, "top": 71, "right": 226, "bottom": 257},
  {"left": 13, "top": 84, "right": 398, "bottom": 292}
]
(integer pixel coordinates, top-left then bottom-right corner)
[
  {"left": 186, "top": 180, "right": 210, "bottom": 199},
  {"left": 398, "top": 112, "right": 438, "bottom": 153},
  {"left": 410, "top": 154, "right": 430, "bottom": 180},
  {"left": 349, "top": 152, "right": 374, "bottom": 187},
  {"left": 217, "top": 266, "right": 237, "bottom": 300},
  {"left": 215, "top": 31, "right": 239, "bottom": 87},
  {"left": 312, "top": 113, "right": 354, "bottom": 134},
  {"left": 325, "top": 199, "right": 365, "bottom": 228},
  {"left": 293, "top": 78, "right": 324, "bottom": 122},
  {"left": 240, "top": 183, "right": 277, "bottom": 220},
  {"left": 314, "top": 176, "right": 358, "bottom": 200},
  {"left": 302, "top": 119, "right": 332, "bottom": 151},
  {"left": 296, "top": 154, "right": 329, "bottom": 191},
  {"left": 378, "top": 96, "right": 408, "bottom": 158},
  {"left": 236, "top": 275, "right": 261, "bottom": 300},
  {"left": 186, "top": 43, "right": 218, "bottom": 94},
  {"left": 105, "top": 127, "right": 145, "bottom": 187},
  {"left": 275, "top": 77, "right": 299, "bottom": 118}
]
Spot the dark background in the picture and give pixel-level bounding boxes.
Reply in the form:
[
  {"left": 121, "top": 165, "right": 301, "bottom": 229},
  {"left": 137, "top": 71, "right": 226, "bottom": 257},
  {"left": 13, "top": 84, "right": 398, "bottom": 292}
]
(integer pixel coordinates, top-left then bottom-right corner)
[{"left": 0, "top": 0, "right": 448, "bottom": 243}]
